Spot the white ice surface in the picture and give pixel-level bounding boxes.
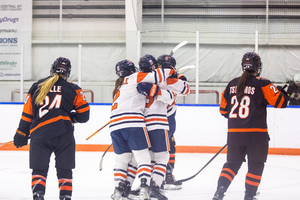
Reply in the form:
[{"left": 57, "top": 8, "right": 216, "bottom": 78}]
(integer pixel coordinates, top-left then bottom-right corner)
[{"left": 0, "top": 151, "right": 300, "bottom": 200}]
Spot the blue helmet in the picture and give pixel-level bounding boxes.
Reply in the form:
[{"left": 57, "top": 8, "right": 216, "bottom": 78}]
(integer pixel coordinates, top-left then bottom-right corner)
[
  {"left": 50, "top": 57, "right": 71, "bottom": 79},
  {"left": 157, "top": 54, "right": 176, "bottom": 69},
  {"left": 115, "top": 60, "right": 137, "bottom": 77},
  {"left": 138, "top": 54, "right": 157, "bottom": 73}
]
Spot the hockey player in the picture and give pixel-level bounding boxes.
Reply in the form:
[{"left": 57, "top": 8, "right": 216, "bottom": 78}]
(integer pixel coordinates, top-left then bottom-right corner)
[
  {"left": 212, "top": 52, "right": 289, "bottom": 200},
  {"left": 157, "top": 55, "right": 188, "bottom": 190},
  {"left": 136, "top": 54, "right": 176, "bottom": 200},
  {"left": 13, "top": 57, "right": 90, "bottom": 200},
  {"left": 109, "top": 59, "right": 177, "bottom": 200}
]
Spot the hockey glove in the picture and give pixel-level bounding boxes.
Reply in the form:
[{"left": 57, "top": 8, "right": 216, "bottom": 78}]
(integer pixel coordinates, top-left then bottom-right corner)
[
  {"left": 13, "top": 129, "right": 29, "bottom": 148},
  {"left": 277, "top": 85, "right": 290, "bottom": 100},
  {"left": 277, "top": 85, "right": 288, "bottom": 95},
  {"left": 137, "top": 82, "right": 160, "bottom": 97},
  {"left": 178, "top": 74, "right": 187, "bottom": 81}
]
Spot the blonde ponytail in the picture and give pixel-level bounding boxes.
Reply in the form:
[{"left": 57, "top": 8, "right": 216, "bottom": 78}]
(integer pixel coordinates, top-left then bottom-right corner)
[{"left": 35, "top": 73, "right": 60, "bottom": 105}]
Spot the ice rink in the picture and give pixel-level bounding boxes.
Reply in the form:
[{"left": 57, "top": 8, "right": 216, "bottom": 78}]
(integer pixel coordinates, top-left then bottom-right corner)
[{"left": 1, "top": 150, "right": 300, "bottom": 200}]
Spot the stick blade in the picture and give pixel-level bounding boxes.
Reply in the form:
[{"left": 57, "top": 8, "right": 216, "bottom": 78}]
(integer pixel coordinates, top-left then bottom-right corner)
[
  {"left": 99, "top": 157, "right": 104, "bottom": 171},
  {"left": 170, "top": 41, "right": 188, "bottom": 56}
]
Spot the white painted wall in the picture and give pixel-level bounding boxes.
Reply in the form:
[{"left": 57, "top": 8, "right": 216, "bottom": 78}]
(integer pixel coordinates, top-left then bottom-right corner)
[{"left": 1, "top": 104, "right": 300, "bottom": 148}]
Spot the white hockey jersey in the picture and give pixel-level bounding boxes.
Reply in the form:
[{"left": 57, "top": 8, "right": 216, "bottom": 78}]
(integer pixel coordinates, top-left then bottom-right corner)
[
  {"left": 144, "top": 75, "right": 190, "bottom": 131},
  {"left": 144, "top": 89, "right": 175, "bottom": 131},
  {"left": 109, "top": 68, "right": 176, "bottom": 131}
]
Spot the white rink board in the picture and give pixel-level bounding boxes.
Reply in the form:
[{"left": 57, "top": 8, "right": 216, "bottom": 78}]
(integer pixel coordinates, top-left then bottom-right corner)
[{"left": 1, "top": 103, "right": 300, "bottom": 148}]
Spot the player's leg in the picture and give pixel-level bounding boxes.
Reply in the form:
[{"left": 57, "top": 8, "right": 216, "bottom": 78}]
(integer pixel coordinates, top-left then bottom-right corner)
[{"left": 212, "top": 145, "right": 246, "bottom": 200}]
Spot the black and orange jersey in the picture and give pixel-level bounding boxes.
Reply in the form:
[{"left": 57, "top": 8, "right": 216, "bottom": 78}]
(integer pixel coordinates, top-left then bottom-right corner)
[
  {"left": 17, "top": 76, "right": 90, "bottom": 139},
  {"left": 219, "top": 75, "right": 288, "bottom": 142}
]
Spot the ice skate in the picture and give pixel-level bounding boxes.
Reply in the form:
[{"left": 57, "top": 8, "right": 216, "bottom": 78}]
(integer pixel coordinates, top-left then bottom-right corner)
[
  {"left": 212, "top": 185, "right": 226, "bottom": 200},
  {"left": 33, "top": 191, "right": 44, "bottom": 200},
  {"left": 245, "top": 197, "right": 258, "bottom": 200},
  {"left": 59, "top": 195, "right": 71, "bottom": 200},
  {"left": 149, "top": 180, "right": 168, "bottom": 200},
  {"left": 244, "top": 192, "right": 259, "bottom": 200},
  {"left": 138, "top": 178, "right": 150, "bottom": 200},
  {"left": 111, "top": 182, "right": 126, "bottom": 200},
  {"left": 161, "top": 173, "right": 182, "bottom": 190},
  {"left": 122, "top": 181, "right": 131, "bottom": 198}
]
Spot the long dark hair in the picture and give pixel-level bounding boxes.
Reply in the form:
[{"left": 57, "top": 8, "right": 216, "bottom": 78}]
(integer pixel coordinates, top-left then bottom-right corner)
[
  {"left": 236, "top": 71, "right": 252, "bottom": 103},
  {"left": 112, "top": 77, "right": 124, "bottom": 99}
]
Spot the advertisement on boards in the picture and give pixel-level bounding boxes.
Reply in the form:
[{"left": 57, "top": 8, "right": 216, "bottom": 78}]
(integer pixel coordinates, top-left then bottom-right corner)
[{"left": 0, "top": 0, "right": 32, "bottom": 80}]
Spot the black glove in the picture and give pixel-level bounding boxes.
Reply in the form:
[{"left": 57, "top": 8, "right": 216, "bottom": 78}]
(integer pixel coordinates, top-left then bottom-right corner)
[
  {"left": 137, "top": 82, "right": 160, "bottom": 97},
  {"left": 178, "top": 74, "right": 187, "bottom": 81},
  {"left": 277, "top": 85, "right": 290, "bottom": 100},
  {"left": 13, "top": 129, "right": 29, "bottom": 148}
]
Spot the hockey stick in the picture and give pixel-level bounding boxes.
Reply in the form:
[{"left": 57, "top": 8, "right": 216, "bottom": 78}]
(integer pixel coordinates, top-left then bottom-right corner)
[
  {"left": 0, "top": 141, "right": 13, "bottom": 147},
  {"left": 170, "top": 41, "right": 188, "bottom": 56},
  {"left": 86, "top": 122, "right": 109, "bottom": 140},
  {"left": 99, "top": 144, "right": 113, "bottom": 171},
  {"left": 174, "top": 144, "right": 228, "bottom": 185},
  {"left": 177, "top": 65, "right": 196, "bottom": 73}
]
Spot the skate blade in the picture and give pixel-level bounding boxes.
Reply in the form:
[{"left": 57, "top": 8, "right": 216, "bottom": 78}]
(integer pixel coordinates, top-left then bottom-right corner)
[
  {"left": 128, "top": 194, "right": 150, "bottom": 200},
  {"left": 162, "top": 184, "right": 182, "bottom": 190}
]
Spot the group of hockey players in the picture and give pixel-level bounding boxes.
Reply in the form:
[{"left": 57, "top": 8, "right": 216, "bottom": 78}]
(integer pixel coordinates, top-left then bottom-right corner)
[
  {"left": 12, "top": 51, "right": 291, "bottom": 200},
  {"left": 109, "top": 51, "right": 290, "bottom": 200},
  {"left": 109, "top": 54, "right": 189, "bottom": 200}
]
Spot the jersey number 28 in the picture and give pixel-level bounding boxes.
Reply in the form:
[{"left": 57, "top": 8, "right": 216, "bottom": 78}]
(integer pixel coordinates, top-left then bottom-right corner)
[{"left": 229, "top": 95, "right": 250, "bottom": 119}]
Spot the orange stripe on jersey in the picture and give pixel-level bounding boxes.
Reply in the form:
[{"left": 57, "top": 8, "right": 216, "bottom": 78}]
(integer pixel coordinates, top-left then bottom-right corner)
[
  {"left": 220, "top": 110, "right": 227, "bottom": 115},
  {"left": 228, "top": 128, "right": 267, "bottom": 132},
  {"left": 169, "top": 154, "right": 175, "bottom": 158},
  {"left": 220, "top": 89, "right": 227, "bottom": 111},
  {"left": 76, "top": 106, "right": 89, "bottom": 113},
  {"left": 144, "top": 127, "right": 151, "bottom": 148},
  {"left": 277, "top": 95, "right": 285, "bottom": 108},
  {"left": 23, "top": 94, "right": 33, "bottom": 115},
  {"left": 169, "top": 69, "right": 176, "bottom": 76},
  {"left": 21, "top": 115, "right": 32, "bottom": 123},
  {"left": 157, "top": 88, "right": 162, "bottom": 96},
  {"left": 59, "top": 186, "right": 72, "bottom": 191},
  {"left": 246, "top": 179, "right": 260, "bottom": 187},
  {"left": 167, "top": 78, "right": 178, "bottom": 85},
  {"left": 157, "top": 69, "right": 163, "bottom": 83},
  {"left": 261, "top": 83, "right": 281, "bottom": 107},
  {"left": 136, "top": 72, "right": 149, "bottom": 83},
  {"left": 145, "top": 118, "right": 168, "bottom": 123},
  {"left": 110, "top": 116, "right": 145, "bottom": 124},
  {"left": 30, "top": 116, "right": 71, "bottom": 134},
  {"left": 168, "top": 160, "right": 175, "bottom": 163},
  {"left": 246, "top": 173, "right": 261, "bottom": 180}
]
